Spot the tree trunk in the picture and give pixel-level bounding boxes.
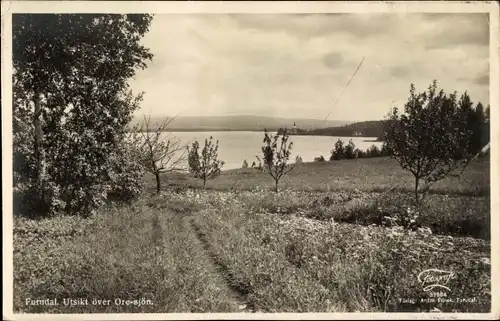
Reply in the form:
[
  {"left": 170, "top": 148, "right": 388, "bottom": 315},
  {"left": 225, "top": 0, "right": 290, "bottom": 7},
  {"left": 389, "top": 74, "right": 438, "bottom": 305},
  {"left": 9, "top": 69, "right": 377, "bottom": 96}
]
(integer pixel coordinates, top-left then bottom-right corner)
[
  {"left": 203, "top": 177, "right": 206, "bottom": 190},
  {"left": 274, "top": 179, "right": 279, "bottom": 193},
  {"left": 33, "top": 91, "right": 46, "bottom": 195},
  {"left": 155, "top": 171, "right": 161, "bottom": 194},
  {"left": 414, "top": 175, "right": 420, "bottom": 205}
]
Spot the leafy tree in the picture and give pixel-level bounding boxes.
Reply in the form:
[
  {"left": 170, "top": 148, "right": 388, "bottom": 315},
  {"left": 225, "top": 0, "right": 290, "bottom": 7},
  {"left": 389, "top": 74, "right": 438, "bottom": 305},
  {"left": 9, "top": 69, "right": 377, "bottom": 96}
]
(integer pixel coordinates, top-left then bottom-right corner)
[
  {"left": 187, "top": 137, "right": 225, "bottom": 189},
  {"left": 330, "top": 139, "right": 344, "bottom": 160},
  {"left": 355, "top": 148, "right": 365, "bottom": 159},
  {"left": 295, "top": 155, "right": 303, "bottom": 164},
  {"left": 12, "top": 14, "right": 153, "bottom": 216},
  {"left": 381, "top": 142, "right": 392, "bottom": 157},
  {"left": 343, "top": 139, "right": 356, "bottom": 159},
  {"left": 261, "top": 129, "right": 294, "bottom": 193},
  {"left": 242, "top": 160, "right": 249, "bottom": 168},
  {"left": 314, "top": 155, "right": 325, "bottom": 162},
  {"left": 131, "top": 115, "right": 187, "bottom": 194},
  {"left": 366, "top": 145, "right": 382, "bottom": 158},
  {"left": 383, "top": 80, "right": 473, "bottom": 205}
]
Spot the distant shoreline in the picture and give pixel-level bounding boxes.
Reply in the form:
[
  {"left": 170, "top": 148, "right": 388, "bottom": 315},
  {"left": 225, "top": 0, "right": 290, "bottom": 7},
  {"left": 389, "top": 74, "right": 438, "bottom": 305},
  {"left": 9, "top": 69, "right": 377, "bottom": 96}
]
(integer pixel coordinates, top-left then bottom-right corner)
[
  {"left": 128, "top": 128, "right": 279, "bottom": 133},
  {"left": 129, "top": 129, "right": 384, "bottom": 138}
]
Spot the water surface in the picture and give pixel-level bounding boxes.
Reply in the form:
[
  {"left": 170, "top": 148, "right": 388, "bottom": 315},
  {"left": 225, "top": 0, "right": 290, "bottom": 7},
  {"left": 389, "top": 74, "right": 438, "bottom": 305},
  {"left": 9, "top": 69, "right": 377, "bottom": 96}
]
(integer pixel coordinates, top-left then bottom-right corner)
[{"left": 161, "top": 131, "right": 383, "bottom": 170}]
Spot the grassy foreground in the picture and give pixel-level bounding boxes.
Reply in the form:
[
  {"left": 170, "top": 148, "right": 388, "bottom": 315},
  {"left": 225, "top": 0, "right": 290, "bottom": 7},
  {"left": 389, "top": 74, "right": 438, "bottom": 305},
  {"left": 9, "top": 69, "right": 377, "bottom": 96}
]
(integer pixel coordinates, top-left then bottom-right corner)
[{"left": 13, "top": 157, "right": 491, "bottom": 313}]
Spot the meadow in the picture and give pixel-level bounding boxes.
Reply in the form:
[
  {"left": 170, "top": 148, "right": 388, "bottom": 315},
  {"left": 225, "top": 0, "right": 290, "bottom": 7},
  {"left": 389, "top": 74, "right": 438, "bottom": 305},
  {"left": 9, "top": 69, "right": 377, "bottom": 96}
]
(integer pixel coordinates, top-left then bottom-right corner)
[{"left": 13, "top": 157, "right": 491, "bottom": 313}]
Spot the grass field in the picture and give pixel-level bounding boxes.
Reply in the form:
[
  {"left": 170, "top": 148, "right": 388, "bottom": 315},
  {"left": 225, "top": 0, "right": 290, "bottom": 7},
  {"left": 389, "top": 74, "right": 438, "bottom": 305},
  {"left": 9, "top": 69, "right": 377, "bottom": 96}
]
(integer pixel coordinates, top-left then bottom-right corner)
[
  {"left": 13, "top": 157, "right": 491, "bottom": 313},
  {"left": 162, "top": 157, "right": 490, "bottom": 196}
]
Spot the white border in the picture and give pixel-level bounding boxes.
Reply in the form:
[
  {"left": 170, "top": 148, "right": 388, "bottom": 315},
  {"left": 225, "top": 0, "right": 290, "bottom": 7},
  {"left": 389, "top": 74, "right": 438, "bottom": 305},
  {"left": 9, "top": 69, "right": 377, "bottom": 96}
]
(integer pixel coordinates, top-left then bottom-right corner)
[{"left": 2, "top": 1, "right": 499, "bottom": 320}]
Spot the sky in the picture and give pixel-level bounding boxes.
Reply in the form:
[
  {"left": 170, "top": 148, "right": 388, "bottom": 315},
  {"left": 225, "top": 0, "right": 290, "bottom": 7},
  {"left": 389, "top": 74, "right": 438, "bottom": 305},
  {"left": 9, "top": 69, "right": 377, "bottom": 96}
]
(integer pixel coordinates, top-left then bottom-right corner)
[{"left": 129, "top": 13, "right": 490, "bottom": 122}]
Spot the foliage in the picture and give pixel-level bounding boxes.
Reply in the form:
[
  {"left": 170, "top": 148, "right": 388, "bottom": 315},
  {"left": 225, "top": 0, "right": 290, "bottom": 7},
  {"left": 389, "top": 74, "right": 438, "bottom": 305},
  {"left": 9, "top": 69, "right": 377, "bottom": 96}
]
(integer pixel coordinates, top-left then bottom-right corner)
[
  {"left": 383, "top": 80, "right": 475, "bottom": 204},
  {"left": 295, "top": 155, "right": 303, "bottom": 164},
  {"left": 330, "top": 139, "right": 389, "bottom": 161},
  {"left": 242, "top": 160, "right": 249, "bottom": 168},
  {"left": 106, "top": 141, "right": 146, "bottom": 204},
  {"left": 330, "top": 139, "right": 344, "bottom": 160},
  {"left": 261, "top": 129, "right": 295, "bottom": 192},
  {"left": 12, "top": 13, "right": 153, "bottom": 216},
  {"left": 187, "top": 137, "right": 225, "bottom": 189},
  {"left": 343, "top": 140, "right": 356, "bottom": 159},
  {"left": 314, "top": 156, "right": 325, "bottom": 162},
  {"left": 130, "top": 115, "right": 187, "bottom": 194},
  {"left": 291, "top": 120, "right": 386, "bottom": 138}
]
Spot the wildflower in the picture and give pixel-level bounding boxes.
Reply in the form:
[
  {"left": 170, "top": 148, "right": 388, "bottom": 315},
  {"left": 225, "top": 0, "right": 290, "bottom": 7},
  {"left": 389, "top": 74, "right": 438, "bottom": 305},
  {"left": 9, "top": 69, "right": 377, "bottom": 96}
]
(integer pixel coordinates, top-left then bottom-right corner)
[{"left": 480, "top": 257, "right": 491, "bottom": 265}]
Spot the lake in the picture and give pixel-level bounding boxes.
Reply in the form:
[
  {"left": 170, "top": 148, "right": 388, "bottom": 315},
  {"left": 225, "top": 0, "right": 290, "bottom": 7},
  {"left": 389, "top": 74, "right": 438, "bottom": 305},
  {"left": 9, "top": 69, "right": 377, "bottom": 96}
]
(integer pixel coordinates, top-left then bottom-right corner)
[{"left": 162, "top": 131, "right": 383, "bottom": 171}]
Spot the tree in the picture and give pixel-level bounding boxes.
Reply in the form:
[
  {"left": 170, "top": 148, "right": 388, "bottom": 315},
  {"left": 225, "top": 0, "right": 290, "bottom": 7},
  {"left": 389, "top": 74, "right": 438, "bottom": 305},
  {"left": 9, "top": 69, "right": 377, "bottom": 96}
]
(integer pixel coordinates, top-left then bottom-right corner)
[
  {"left": 343, "top": 139, "right": 356, "bottom": 159},
  {"left": 187, "top": 137, "right": 225, "bottom": 189},
  {"left": 131, "top": 115, "right": 187, "bottom": 194},
  {"left": 242, "top": 160, "right": 249, "bottom": 168},
  {"left": 261, "top": 129, "right": 295, "bottom": 193},
  {"left": 12, "top": 14, "right": 153, "bottom": 216},
  {"left": 255, "top": 156, "right": 264, "bottom": 170},
  {"left": 314, "top": 155, "right": 325, "bottom": 162},
  {"left": 383, "top": 80, "right": 473, "bottom": 205},
  {"left": 330, "top": 139, "right": 344, "bottom": 160},
  {"left": 366, "top": 145, "right": 382, "bottom": 158}
]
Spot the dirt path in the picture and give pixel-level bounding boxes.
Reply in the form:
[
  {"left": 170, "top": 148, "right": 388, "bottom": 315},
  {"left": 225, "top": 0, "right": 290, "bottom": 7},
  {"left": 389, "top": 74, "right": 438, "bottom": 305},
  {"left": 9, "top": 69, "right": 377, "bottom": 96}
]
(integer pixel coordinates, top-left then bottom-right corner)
[{"left": 189, "top": 218, "right": 257, "bottom": 313}]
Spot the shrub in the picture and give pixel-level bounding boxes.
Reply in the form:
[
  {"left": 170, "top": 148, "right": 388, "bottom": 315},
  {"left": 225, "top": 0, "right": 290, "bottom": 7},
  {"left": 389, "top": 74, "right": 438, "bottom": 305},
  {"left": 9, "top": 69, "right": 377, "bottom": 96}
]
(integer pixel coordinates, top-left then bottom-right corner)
[
  {"left": 107, "top": 143, "right": 145, "bottom": 204},
  {"left": 13, "top": 180, "right": 65, "bottom": 218}
]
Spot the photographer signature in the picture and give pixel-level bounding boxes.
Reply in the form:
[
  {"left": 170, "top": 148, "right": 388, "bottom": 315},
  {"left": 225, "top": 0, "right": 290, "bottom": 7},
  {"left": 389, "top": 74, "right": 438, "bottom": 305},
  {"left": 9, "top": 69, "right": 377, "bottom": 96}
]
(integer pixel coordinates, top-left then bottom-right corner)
[{"left": 418, "top": 269, "right": 456, "bottom": 292}]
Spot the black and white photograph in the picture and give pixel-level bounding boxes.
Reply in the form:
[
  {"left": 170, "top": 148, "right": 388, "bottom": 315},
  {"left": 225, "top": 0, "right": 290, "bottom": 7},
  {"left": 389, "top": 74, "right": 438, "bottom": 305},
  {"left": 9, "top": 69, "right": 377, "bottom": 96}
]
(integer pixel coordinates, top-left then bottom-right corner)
[{"left": 2, "top": 1, "right": 499, "bottom": 319}]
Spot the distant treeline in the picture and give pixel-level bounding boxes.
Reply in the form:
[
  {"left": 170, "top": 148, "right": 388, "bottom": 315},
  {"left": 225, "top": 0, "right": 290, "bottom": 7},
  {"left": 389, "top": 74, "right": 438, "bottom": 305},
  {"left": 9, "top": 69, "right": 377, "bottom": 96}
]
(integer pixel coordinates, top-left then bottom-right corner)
[
  {"left": 128, "top": 128, "right": 283, "bottom": 133},
  {"left": 279, "top": 102, "right": 490, "bottom": 155},
  {"left": 310, "top": 139, "right": 391, "bottom": 163},
  {"left": 279, "top": 120, "right": 386, "bottom": 139}
]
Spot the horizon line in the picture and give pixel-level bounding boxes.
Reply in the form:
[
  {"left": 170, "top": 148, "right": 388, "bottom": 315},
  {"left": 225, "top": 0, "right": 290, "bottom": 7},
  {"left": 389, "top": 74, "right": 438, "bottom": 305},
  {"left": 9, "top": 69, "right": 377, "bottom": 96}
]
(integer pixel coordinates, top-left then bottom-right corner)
[{"left": 132, "top": 113, "right": 385, "bottom": 123}]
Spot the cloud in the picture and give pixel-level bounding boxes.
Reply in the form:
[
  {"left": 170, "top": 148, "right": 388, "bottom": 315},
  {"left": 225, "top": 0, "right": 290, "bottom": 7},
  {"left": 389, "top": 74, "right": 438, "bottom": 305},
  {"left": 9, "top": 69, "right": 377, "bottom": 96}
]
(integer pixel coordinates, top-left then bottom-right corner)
[
  {"left": 129, "top": 13, "right": 491, "bottom": 121},
  {"left": 390, "top": 65, "right": 411, "bottom": 78},
  {"left": 473, "top": 74, "right": 489, "bottom": 85},
  {"left": 322, "top": 52, "right": 345, "bottom": 69},
  {"left": 418, "top": 13, "right": 489, "bottom": 49},
  {"left": 229, "top": 13, "right": 406, "bottom": 40}
]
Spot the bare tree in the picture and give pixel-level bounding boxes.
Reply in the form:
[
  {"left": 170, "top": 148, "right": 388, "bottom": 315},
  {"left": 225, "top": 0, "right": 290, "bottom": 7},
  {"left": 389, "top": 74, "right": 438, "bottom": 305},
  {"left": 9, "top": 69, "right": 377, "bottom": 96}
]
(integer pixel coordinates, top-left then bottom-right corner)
[
  {"left": 131, "top": 115, "right": 187, "bottom": 194},
  {"left": 261, "top": 128, "right": 295, "bottom": 193}
]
